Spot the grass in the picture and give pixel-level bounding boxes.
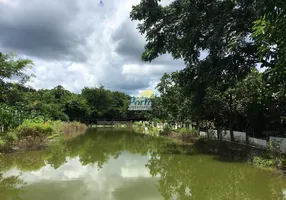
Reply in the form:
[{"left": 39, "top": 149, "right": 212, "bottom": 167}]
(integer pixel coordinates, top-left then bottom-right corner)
[
  {"left": 0, "top": 120, "right": 88, "bottom": 153},
  {"left": 60, "top": 121, "right": 88, "bottom": 140}
]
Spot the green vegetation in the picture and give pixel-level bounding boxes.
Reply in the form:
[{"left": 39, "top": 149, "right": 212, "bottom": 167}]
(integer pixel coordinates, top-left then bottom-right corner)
[
  {"left": 0, "top": 51, "right": 138, "bottom": 127},
  {"left": 251, "top": 140, "right": 286, "bottom": 170},
  {"left": 0, "top": 117, "right": 87, "bottom": 152},
  {"left": 248, "top": 139, "right": 286, "bottom": 170},
  {"left": 16, "top": 120, "right": 53, "bottom": 140},
  {"left": 128, "top": 0, "right": 286, "bottom": 170},
  {"left": 175, "top": 127, "right": 198, "bottom": 136},
  {"left": 132, "top": 121, "right": 200, "bottom": 144},
  {"left": 130, "top": 0, "right": 286, "bottom": 141},
  {"left": 132, "top": 121, "right": 160, "bottom": 136},
  {"left": 158, "top": 126, "right": 199, "bottom": 144},
  {"left": 1, "top": 0, "right": 286, "bottom": 175},
  {"left": 251, "top": 157, "right": 275, "bottom": 169},
  {"left": 0, "top": 51, "right": 146, "bottom": 153}
]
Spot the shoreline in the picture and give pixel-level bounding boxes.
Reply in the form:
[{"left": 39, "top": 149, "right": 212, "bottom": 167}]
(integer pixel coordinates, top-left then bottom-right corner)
[
  {"left": 0, "top": 121, "right": 88, "bottom": 154},
  {"left": 2, "top": 124, "right": 286, "bottom": 174},
  {"left": 131, "top": 126, "right": 286, "bottom": 173}
]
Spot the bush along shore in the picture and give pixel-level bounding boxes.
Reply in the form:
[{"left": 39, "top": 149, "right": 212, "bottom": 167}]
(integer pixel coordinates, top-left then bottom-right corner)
[
  {"left": 132, "top": 122, "right": 200, "bottom": 144},
  {"left": 132, "top": 122, "right": 286, "bottom": 172},
  {"left": 0, "top": 117, "right": 87, "bottom": 153}
]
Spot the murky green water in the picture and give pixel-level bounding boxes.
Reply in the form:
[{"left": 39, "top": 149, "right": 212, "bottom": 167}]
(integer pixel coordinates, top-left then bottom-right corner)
[{"left": 1, "top": 128, "right": 286, "bottom": 200}]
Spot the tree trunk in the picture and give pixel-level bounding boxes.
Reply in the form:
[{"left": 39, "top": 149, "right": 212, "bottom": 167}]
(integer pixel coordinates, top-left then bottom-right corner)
[
  {"left": 229, "top": 93, "right": 234, "bottom": 142},
  {"left": 217, "top": 127, "right": 221, "bottom": 140},
  {"left": 245, "top": 131, "right": 249, "bottom": 144},
  {"left": 196, "top": 119, "right": 200, "bottom": 133},
  {"left": 280, "top": 116, "right": 284, "bottom": 135},
  {"left": 230, "top": 119, "right": 234, "bottom": 141},
  {"left": 206, "top": 122, "right": 210, "bottom": 138}
]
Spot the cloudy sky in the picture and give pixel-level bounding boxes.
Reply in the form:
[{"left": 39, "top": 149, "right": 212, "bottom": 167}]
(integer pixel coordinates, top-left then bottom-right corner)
[{"left": 0, "top": 0, "right": 185, "bottom": 95}]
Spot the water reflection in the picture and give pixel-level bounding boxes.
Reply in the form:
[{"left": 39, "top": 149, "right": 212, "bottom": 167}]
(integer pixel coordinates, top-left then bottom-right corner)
[
  {"left": 0, "top": 128, "right": 286, "bottom": 200},
  {"left": 2, "top": 154, "right": 161, "bottom": 200},
  {"left": 0, "top": 174, "right": 25, "bottom": 200}
]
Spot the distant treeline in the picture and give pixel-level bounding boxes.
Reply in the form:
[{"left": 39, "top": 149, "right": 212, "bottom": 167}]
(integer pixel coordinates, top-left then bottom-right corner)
[
  {"left": 1, "top": 83, "right": 149, "bottom": 123},
  {"left": 0, "top": 52, "right": 149, "bottom": 128}
]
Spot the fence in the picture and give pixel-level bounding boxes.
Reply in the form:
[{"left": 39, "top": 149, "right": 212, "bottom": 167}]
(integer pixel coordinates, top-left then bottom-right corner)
[
  {"left": 199, "top": 130, "right": 286, "bottom": 152},
  {"left": 153, "top": 122, "right": 286, "bottom": 152},
  {"left": 88, "top": 120, "right": 286, "bottom": 152}
]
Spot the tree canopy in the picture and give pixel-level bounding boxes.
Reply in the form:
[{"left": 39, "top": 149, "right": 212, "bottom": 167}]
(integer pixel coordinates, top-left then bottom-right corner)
[{"left": 131, "top": 0, "right": 286, "bottom": 139}]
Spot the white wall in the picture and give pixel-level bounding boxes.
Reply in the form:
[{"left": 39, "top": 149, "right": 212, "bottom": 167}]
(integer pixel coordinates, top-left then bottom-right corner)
[
  {"left": 200, "top": 131, "right": 207, "bottom": 137},
  {"left": 222, "top": 131, "right": 246, "bottom": 142},
  {"left": 222, "top": 130, "right": 230, "bottom": 140},
  {"left": 182, "top": 127, "right": 286, "bottom": 152},
  {"left": 201, "top": 129, "right": 270, "bottom": 150},
  {"left": 234, "top": 131, "right": 246, "bottom": 142},
  {"left": 269, "top": 136, "right": 286, "bottom": 152},
  {"left": 248, "top": 137, "right": 268, "bottom": 148}
]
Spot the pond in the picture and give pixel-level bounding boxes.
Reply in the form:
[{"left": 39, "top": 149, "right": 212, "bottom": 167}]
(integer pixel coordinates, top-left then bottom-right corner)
[{"left": 0, "top": 128, "right": 286, "bottom": 200}]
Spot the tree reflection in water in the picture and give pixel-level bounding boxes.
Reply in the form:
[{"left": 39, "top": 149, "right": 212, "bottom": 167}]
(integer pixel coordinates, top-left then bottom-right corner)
[
  {"left": 0, "top": 173, "right": 25, "bottom": 200},
  {"left": 0, "top": 128, "right": 286, "bottom": 200}
]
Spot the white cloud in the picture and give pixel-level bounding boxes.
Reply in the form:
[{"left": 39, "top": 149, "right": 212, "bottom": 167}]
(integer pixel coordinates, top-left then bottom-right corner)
[
  {"left": 122, "top": 64, "right": 166, "bottom": 76},
  {"left": 0, "top": 0, "right": 185, "bottom": 95},
  {"left": 0, "top": 0, "right": 18, "bottom": 6},
  {"left": 3, "top": 153, "right": 161, "bottom": 200}
]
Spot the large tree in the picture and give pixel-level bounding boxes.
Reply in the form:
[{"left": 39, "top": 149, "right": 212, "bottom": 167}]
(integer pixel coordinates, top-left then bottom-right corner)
[
  {"left": 253, "top": 0, "right": 286, "bottom": 75},
  {"left": 0, "top": 52, "right": 34, "bottom": 103},
  {"left": 130, "top": 0, "right": 259, "bottom": 64},
  {"left": 130, "top": 0, "right": 264, "bottom": 140},
  {"left": 0, "top": 52, "right": 34, "bottom": 83}
]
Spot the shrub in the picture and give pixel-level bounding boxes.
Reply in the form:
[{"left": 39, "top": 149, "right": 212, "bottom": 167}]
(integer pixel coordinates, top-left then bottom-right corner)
[
  {"left": 22, "top": 116, "right": 45, "bottom": 124},
  {"left": 47, "top": 120, "right": 63, "bottom": 135},
  {"left": 6, "top": 131, "right": 18, "bottom": 142},
  {"left": 159, "top": 125, "right": 172, "bottom": 136},
  {"left": 16, "top": 122, "right": 53, "bottom": 140},
  {"left": 0, "top": 120, "right": 88, "bottom": 152},
  {"left": 164, "top": 125, "right": 172, "bottom": 131},
  {"left": 252, "top": 156, "right": 274, "bottom": 168},
  {"left": 132, "top": 122, "right": 145, "bottom": 133},
  {"left": 176, "top": 127, "right": 199, "bottom": 136},
  {"left": 0, "top": 137, "right": 6, "bottom": 149},
  {"left": 176, "top": 128, "right": 190, "bottom": 134},
  {"left": 0, "top": 103, "right": 24, "bottom": 133},
  {"left": 266, "top": 139, "right": 286, "bottom": 169},
  {"left": 10, "top": 122, "right": 54, "bottom": 150},
  {"left": 149, "top": 126, "right": 159, "bottom": 136}
]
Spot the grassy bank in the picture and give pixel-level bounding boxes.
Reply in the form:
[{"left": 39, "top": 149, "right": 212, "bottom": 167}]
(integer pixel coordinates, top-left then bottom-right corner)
[{"left": 0, "top": 119, "right": 87, "bottom": 153}]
